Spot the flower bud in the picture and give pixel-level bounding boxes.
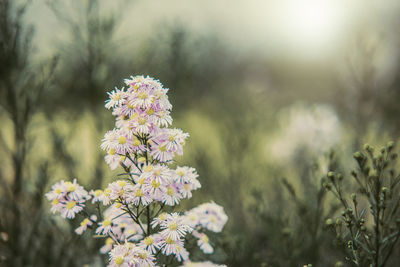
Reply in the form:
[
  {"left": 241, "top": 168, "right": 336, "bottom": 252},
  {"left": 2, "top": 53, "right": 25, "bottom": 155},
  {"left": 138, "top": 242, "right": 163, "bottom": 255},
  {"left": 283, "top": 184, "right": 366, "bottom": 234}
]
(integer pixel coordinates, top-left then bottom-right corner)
[
  {"left": 387, "top": 141, "right": 395, "bottom": 150},
  {"left": 353, "top": 151, "right": 363, "bottom": 160}
]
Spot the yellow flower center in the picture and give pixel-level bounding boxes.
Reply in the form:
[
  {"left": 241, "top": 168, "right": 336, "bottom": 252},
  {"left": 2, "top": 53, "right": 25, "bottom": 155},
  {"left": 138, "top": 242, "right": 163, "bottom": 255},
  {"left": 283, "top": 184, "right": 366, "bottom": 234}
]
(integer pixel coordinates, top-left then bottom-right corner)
[
  {"left": 115, "top": 256, "right": 124, "bottom": 265},
  {"left": 168, "top": 135, "right": 175, "bottom": 142},
  {"left": 105, "top": 237, "right": 114, "bottom": 245},
  {"left": 184, "top": 184, "right": 190, "bottom": 190},
  {"left": 152, "top": 180, "right": 160, "bottom": 188},
  {"left": 133, "top": 83, "right": 140, "bottom": 90},
  {"left": 103, "top": 219, "right": 112, "bottom": 227},
  {"left": 117, "top": 180, "right": 126, "bottom": 187},
  {"left": 159, "top": 145, "right": 167, "bottom": 152},
  {"left": 202, "top": 235, "right": 209, "bottom": 243},
  {"left": 66, "top": 201, "right": 76, "bottom": 210},
  {"left": 144, "top": 236, "right": 154, "bottom": 245},
  {"left": 118, "top": 136, "right": 127, "bottom": 144},
  {"left": 135, "top": 189, "right": 144, "bottom": 197},
  {"left": 139, "top": 178, "right": 145, "bottom": 185},
  {"left": 166, "top": 237, "right": 175, "bottom": 244},
  {"left": 104, "top": 188, "right": 111, "bottom": 196},
  {"left": 133, "top": 139, "right": 141, "bottom": 146},
  {"left": 154, "top": 170, "right": 161, "bottom": 176},
  {"left": 143, "top": 165, "right": 153, "bottom": 172},
  {"left": 115, "top": 203, "right": 122, "bottom": 208},
  {"left": 146, "top": 108, "right": 155, "bottom": 115},
  {"left": 138, "top": 117, "right": 147, "bottom": 125},
  {"left": 52, "top": 199, "right": 59, "bottom": 205},
  {"left": 169, "top": 222, "right": 178, "bottom": 231},
  {"left": 112, "top": 94, "right": 121, "bottom": 101},
  {"left": 94, "top": 190, "right": 103, "bottom": 196},
  {"left": 167, "top": 187, "right": 174, "bottom": 196},
  {"left": 138, "top": 92, "right": 148, "bottom": 100},
  {"left": 138, "top": 157, "right": 146, "bottom": 163},
  {"left": 108, "top": 149, "right": 116, "bottom": 155},
  {"left": 139, "top": 252, "right": 147, "bottom": 259},
  {"left": 55, "top": 188, "right": 62, "bottom": 194},
  {"left": 130, "top": 113, "right": 138, "bottom": 119},
  {"left": 80, "top": 218, "right": 89, "bottom": 226},
  {"left": 177, "top": 170, "right": 185, "bottom": 176},
  {"left": 159, "top": 213, "right": 167, "bottom": 220},
  {"left": 127, "top": 103, "right": 134, "bottom": 109},
  {"left": 68, "top": 185, "right": 76, "bottom": 192}
]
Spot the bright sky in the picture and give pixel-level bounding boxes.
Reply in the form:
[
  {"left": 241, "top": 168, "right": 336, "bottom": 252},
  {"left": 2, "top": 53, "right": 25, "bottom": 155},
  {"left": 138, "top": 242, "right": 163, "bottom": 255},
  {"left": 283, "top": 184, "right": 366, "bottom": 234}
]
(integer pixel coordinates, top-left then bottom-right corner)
[{"left": 28, "top": 0, "right": 400, "bottom": 65}]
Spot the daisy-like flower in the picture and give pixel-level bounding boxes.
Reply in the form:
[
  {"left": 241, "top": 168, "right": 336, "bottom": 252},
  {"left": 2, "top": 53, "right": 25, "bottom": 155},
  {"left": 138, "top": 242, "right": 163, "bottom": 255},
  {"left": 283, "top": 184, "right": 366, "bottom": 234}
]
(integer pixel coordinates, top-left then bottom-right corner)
[
  {"left": 105, "top": 149, "right": 121, "bottom": 170},
  {"left": 100, "top": 238, "right": 115, "bottom": 254},
  {"left": 49, "top": 197, "right": 64, "bottom": 214},
  {"left": 128, "top": 89, "right": 155, "bottom": 109},
  {"left": 130, "top": 114, "right": 153, "bottom": 135},
  {"left": 193, "top": 231, "right": 213, "bottom": 254},
  {"left": 159, "top": 213, "right": 192, "bottom": 241},
  {"left": 174, "top": 245, "right": 189, "bottom": 262},
  {"left": 101, "top": 130, "right": 119, "bottom": 152},
  {"left": 162, "top": 184, "right": 183, "bottom": 206},
  {"left": 47, "top": 75, "right": 229, "bottom": 267},
  {"left": 135, "top": 247, "right": 156, "bottom": 267},
  {"left": 45, "top": 180, "right": 67, "bottom": 200},
  {"left": 61, "top": 199, "right": 84, "bottom": 219},
  {"left": 160, "top": 236, "right": 185, "bottom": 256},
  {"left": 150, "top": 142, "right": 175, "bottom": 162},
  {"left": 190, "top": 202, "right": 228, "bottom": 233},
  {"left": 96, "top": 217, "right": 114, "bottom": 235},
  {"left": 183, "top": 210, "right": 200, "bottom": 228},
  {"left": 141, "top": 164, "right": 170, "bottom": 185},
  {"left": 160, "top": 128, "right": 189, "bottom": 154},
  {"left": 64, "top": 179, "right": 90, "bottom": 201},
  {"left": 126, "top": 184, "right": 153, "bottom": 206},
  {"left": 75, "top": 215, "right": 97, "bottom": 235},
  {"left": 151, "top": 212, "right": 168, "bottom": 228},
  {"left": 90, "top": 189, "right": 106, "bottom": 203},
  {"left": 174, "top": 166, "right": 199, "bottom": 184},
  {"left": 139, "top": 234, "right": 162, "bottom": 254},
  {"left": 109, "top": 243, "right": 136, "bottom": 267},
  {"left": 47, "top": 179, "right": 90, "bottom": 219},
  {"left": 114, "top": 130, "right": 134, "bottom": 155},
  {"left": 107, "top": 180, "right": 134, "bottom": 201},
  {"left": 105, "top": 87, "right": 125, "bottom": 110},
  {"left": 153, "top": 110, "right": 173, "bottom": 127}
]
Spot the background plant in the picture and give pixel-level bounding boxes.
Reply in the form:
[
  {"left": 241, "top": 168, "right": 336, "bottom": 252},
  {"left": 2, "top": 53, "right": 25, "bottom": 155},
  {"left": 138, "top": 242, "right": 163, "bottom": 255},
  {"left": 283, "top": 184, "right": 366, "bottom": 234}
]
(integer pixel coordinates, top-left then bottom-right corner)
[{"left": 325, "top": 142, "right": 400, "bottom": 267}]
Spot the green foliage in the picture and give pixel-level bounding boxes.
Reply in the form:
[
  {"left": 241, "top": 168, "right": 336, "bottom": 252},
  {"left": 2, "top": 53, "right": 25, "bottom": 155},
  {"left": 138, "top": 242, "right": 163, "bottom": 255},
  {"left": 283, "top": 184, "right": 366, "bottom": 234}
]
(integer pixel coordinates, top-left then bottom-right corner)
[{"left": 325, "top": 142, "right": 400, "bottom": 266}]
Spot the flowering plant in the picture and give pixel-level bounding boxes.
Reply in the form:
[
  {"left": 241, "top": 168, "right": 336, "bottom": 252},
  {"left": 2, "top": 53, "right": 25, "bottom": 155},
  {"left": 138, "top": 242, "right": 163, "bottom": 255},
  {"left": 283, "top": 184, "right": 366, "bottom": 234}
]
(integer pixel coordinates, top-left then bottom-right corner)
[{"left": 46, "top": 75, "right": 228, "bottom": 267}]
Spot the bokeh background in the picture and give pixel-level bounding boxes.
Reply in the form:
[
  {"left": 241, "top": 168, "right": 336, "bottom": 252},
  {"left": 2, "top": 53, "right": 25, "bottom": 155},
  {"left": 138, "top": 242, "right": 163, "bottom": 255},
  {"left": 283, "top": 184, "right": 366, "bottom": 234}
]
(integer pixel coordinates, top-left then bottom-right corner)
[{"left": 1, "top": 0, "right": 400, "bottom": 266}]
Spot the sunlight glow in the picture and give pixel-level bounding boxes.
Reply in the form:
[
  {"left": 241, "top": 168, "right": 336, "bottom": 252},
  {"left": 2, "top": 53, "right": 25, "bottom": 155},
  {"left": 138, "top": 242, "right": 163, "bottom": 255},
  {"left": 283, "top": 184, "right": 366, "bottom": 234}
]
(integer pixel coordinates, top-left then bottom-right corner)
[{"left": 275, "top": 0, "right": 348, "bottom": 57}]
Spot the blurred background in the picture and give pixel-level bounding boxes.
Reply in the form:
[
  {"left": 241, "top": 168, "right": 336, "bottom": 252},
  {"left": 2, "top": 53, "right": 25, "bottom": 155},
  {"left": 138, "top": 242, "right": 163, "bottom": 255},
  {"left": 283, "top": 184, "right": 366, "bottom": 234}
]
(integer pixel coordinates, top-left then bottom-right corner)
[{"left": 1, "top": 0, "right": 400, "bottom": 266}]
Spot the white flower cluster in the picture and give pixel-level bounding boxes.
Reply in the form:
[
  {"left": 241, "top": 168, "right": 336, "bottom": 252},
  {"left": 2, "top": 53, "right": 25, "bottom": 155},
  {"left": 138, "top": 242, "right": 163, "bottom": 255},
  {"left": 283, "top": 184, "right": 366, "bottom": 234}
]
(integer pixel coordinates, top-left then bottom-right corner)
[
  {"left": 46, "top": 75, "right": 228, "bottom": 267},
  {"left": 46, "top": 179, "right": 90, "bottom": 219}
]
